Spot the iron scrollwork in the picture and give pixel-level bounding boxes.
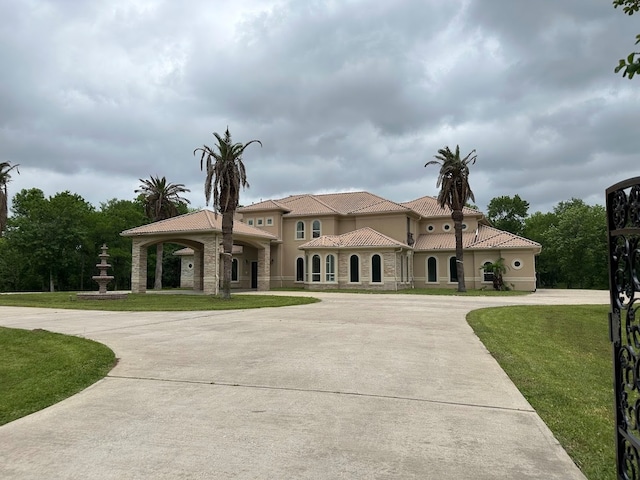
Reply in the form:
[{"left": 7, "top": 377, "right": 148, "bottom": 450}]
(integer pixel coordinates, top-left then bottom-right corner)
[{"left": 608, "top": 177, "right": 640, "bottom": 479}]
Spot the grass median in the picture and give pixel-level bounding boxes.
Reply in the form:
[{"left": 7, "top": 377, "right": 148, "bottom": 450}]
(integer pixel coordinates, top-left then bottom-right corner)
[
  {"left": 0, "top": 292, "right": 320, "bottom": 311},
  {"left": 0, "top": 326, "right": 116, "bottom": 425},
  {"left": 467, "top": 304, "right": 613, "bottom": 480}
]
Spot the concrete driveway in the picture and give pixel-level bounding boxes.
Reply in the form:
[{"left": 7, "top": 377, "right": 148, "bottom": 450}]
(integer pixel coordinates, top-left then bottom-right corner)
[{"left": 0, "top": 289, "right": 610, "bottom": 479}]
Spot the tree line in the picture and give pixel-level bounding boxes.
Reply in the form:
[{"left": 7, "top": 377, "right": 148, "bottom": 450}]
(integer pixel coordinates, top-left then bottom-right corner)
[{"left": 0, "top": 127, "right": 261, "bottom": 296}]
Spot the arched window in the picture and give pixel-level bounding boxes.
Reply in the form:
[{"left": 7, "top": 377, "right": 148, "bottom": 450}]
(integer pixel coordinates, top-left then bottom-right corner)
[
  {"left": 326, "top": 254, "right": 335, "bottom": 282},
  {"left": 427, "top": 257, "right": 437, "bottom": 283},
  {"left": 483, "top": 261, "right": 494, "bottom": 283},
  {"left": 296, "top": 221, "right": 305, "bottom": 240},
  {"left": 449, "top": 256, "right": 458, "bottom": 282},
  {"left": 372, "top": 254, "right": 382, "bottom": 283},
  {"left": 296, "top": 257, "right": 304, "bottom": 282},
  {"left": 350, "top": 255, "right": 360, "bottom": 283},
  {"left": 312, "top": 254, "right": 321, "bottom": 282},
  {"left": 231, "top": 258, "right": 239, "bottom": 282},
  {"left": 312, "top": 220, "right": 321, "bottom": 238}
]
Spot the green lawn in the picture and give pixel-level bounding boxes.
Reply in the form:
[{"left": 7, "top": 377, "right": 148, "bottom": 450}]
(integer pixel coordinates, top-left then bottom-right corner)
[
  {"left": 467, "top": 305, "right": 614, "bottom": 480},
  {"left": 0, "top": 292, "right": 319, "bottom": 311},
  {"left": 273, "top": 287, "right": 530, "bottom": 296},
  {"left": 0, "top": 326, "right": 116, "bottom": 425}
]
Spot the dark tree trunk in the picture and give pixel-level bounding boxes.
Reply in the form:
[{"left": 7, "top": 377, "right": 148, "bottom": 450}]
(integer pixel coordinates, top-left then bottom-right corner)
[
  {"left": 220, "top": 209, "right": 234, "bottom": 299},
  {"left": 452, "top": 210, "right": 466, "bottom": 292},
  {"left": 154, "top": 243, "right": 163, "bottom": 290}
]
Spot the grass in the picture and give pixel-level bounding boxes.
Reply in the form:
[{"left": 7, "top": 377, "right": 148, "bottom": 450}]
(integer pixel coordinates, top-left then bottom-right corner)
[
  {"left": 0, "top": 293, "right": 319, "bottom": 311},
  {"left": 0, "top": 326, "right": 116, "bottom": 425},
  {"left": 272, "top": 287, "right": 530, "bottom": 296},
  {"left": 467, "top": 305, "right": 614, "bottom": 480}
]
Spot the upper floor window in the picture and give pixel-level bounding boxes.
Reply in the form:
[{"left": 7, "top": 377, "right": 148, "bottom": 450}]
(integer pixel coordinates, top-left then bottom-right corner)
[
  {"left": 296, "top": 221, "right": 305, "bottom": 240},
  {"left": 247, "top": 218, "right": 254, "bottom": 226},
  {"left": 256, "top": 218, "right": 264, "bottom": 226},
  {"left": 266, "top": 217, "right": 273, "bottom": 226},
  {"left": 312, "top": 220, "right": 321, "bottom": 238}
]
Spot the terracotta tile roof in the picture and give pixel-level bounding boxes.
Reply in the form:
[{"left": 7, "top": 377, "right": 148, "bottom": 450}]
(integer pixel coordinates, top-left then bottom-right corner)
[
  {"left": 121, "top": 210, "right": 276, "bottom": 239},
  {"left": 244, "top": 191, "right": 411, "bottom": 217},
  {"left": 401, "top": 196, "right": 480, "bottom": 218},
  {"left": 238, "top": 199, "right": 291, "bottom": 213},
  {"left": 299, "top": 227, "right": 408, "bottom": 249},
  {"left": 414, "top": 225, "right": 541, "bottom": 251}
]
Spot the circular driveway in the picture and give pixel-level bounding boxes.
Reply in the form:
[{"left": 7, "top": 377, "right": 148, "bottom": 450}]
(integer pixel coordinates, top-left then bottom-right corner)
[{"left": 0, "top": 290, "right": 608, "bottom": 479}]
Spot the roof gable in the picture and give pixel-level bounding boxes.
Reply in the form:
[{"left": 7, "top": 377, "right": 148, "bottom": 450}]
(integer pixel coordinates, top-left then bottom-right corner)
[
  {"left": 122, "top": 209, "right": 276, "bottom": 239},
  {"left": 299, "top": 227, "right": 408, "bottom": 249},
  {"left": 414, "top": 224, "right": 541, "bottom": 251},
  {"left": 401, "top": 195, "right": 481, "bottom": 218}
]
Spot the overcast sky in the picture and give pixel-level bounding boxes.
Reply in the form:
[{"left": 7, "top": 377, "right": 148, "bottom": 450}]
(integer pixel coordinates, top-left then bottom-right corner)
[{"left": 2, "top": 0, "right": 639, "bottom": 216}]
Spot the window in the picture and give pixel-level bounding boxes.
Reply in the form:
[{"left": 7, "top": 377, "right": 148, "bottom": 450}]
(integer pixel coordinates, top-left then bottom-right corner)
[
  {"left": 312, "top": 220, "right": 321, "bottom": 238},
  {"left": 350, "top": 255, "right": 360, "bottom": 283},
  {"left": 371, "top": 254, "right": 382, "bottom": 283},
  {"left": 256, "top": 218, "right": 264, "bottom": 226},
  {"left": 443, "top": 223, "right": 452, "bottom": 232},
  {"left": 427, "top": 257, "right": 437, "bottom": 282},
  {"left": 483, "top": 261, "right": 494, "bottom": 282},
  {"left": 296, "top": 257, "right": 304, "bottom": 282},
  {"left": 326, "top": 254, "right": 335, "bottom": 282},
  {"left": 427, "top": 224, "right": 435, "bottom": 232},
  {"left": 449, "top": 257, "right": 458, "bottom": 282},
  {"left": 266, "top": 217, "right": 273, "bottom": 226},
  {"left": 296, "top": 221, "right": 305, "bottom": 240},
  {"left": 247, "top": 219, "right": 254, "bottom": 226},
  {"left": 512, "top": 259, "right": 523, "bottom": 270},
  {"left": 312, "top": 254, "right": 321, "bottom": 282},
  {"left": 231, "top": 258, "right": 239, "bottom": 282},
  {"left": 462, "top": 223, "right": 468, "bottom": 230}
]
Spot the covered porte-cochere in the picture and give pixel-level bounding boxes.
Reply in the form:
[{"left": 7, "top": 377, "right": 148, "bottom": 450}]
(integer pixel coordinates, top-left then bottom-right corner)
[{"left": 121, "top": 210, "right": 276, "bottom": 295}]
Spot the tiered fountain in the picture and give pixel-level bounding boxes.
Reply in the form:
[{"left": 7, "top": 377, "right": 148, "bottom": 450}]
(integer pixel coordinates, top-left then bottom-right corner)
[
  {"left": 77, "top": 244, "right": 127, "bottom": 300},
  {"left": 93, "top": 243, "right": 114, "bottom": 293}
]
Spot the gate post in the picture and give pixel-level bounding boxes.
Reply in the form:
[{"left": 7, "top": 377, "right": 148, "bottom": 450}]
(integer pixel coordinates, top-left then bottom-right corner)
[{"left": 606, "top": 176, "right": 640, "bottom": 479}]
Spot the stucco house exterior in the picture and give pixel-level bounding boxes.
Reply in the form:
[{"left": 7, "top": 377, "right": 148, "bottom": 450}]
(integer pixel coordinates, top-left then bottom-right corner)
[{"left": 122, "top": 191, "right": 541, "bottom": 294}]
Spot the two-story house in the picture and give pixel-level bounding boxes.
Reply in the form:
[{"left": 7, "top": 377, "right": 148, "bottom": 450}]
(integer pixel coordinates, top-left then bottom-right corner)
[{"left": 123, "top": 191, "right": 540, "bottom": 294}]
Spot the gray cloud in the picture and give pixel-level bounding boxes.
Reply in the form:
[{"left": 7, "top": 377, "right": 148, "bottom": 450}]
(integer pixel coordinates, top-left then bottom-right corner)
[{"left": 2, "top": 0, "right": 640, "bottom": 218}]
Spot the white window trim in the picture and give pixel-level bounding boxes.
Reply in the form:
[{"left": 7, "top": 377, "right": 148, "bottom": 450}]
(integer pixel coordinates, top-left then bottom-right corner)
[
  {"left": 511, "top": 258, "right": 523, "bottom": 270},
  {"left": 256, "top": 217, "right": 264, "bottom": 226},
  {"left": 296, "top": 221, "right": 305, "bottom": 240},
  {"left": 311, "top": 254, "right": 321, "bottom": 282},
  {"left": 481, "top": 259, "right": 495, "bottom": 283},
  {"left": 266, "top": 217, "right": 273, "bottom": 226},
  {"left": 448, "top": 256, "right": 458, "bottom": 283},
  {"left": 247, "top": 218, "right": 255, "bottom": 226},
  {"left": 325, "top": 254, "right": 337, "bottom": 283},
  {"left": 312, "top": 219, "right": 322, "bottom": 238},
  {"left": 442, "top": 223, "right": 452, "bottom": 232}
]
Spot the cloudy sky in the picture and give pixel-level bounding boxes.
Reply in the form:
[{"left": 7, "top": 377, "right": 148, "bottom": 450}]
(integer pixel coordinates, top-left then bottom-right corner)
[{"left": 2, "top": 0, "right": 639, "bottom": 216}]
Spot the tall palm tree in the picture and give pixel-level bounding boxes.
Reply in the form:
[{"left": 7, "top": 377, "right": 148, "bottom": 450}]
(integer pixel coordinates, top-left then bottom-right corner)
[
  {"left": 0, "top": 161, "right": 20, "bottom": 236},
  {"left": 135, "top": 176, "right": 190, "bottom": 290},
  {"left": 194, "top": 127, "right": 261, "bottom": 299},
  {"left": 425, "top": 145, "right": 477, "bottom": 292}
]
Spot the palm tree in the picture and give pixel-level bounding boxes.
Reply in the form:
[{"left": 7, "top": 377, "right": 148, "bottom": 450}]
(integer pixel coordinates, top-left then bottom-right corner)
[
  {"left": 482, "top": 258, "right": 508, "bottom": 291},
  {"left": 194, "top": 127, "right": 261, "bottom": 299},
  {"left": 0, "top": 161, "right": 20, "bottom": 236},
  {"left": 426, "top": 145, "right": 477, "bottom": 292},
  {"left": 135, "top": 176, "right": 190, "bottom": 290}
]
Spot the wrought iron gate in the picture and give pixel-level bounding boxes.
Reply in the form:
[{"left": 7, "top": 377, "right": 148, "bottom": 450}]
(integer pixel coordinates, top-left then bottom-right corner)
[{"left": 607, "top": 176, "right": 640, "bottom": 479}]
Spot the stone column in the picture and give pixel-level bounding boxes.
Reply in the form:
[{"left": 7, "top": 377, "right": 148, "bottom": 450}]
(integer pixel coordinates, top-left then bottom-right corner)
[
  {"left": 192, "top": 247, "right": 203, "bottom": 292},
  {"left": 257, "top": 242, "right": 271, "bottom": 291},
  {"left": 203, "top": 234, "right": 219, "bottom": 296},
  {"left": 131, "top": 239, "right": 147, "bottom": 293}
]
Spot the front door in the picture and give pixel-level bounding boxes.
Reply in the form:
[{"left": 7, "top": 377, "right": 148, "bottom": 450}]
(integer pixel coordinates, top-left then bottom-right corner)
[{"left": 251, "top": 261, "right": 258, "bottom": 289}]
